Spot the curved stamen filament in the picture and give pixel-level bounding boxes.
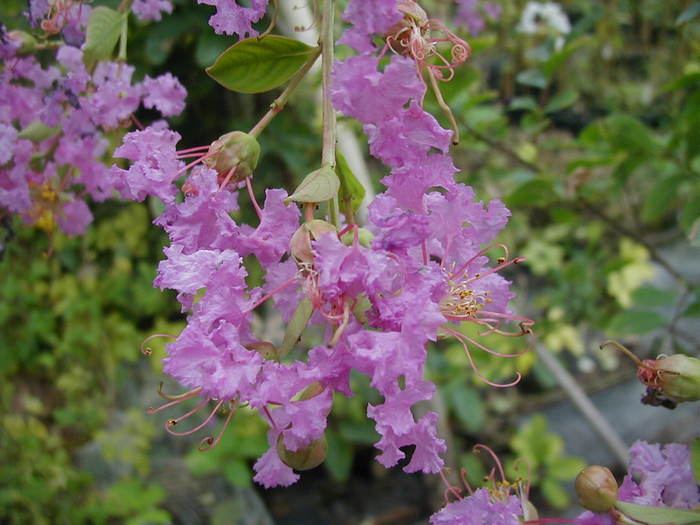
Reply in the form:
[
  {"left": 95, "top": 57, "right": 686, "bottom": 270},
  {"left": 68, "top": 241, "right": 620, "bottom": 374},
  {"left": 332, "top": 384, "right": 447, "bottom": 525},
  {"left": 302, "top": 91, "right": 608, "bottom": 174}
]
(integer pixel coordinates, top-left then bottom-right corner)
[
  {"left": 451, "top": 244, "right": 510, "bottom": 278},
  {"left": 217, "top": 165, "right": 238, "bottom": 191},
  {"left": 599, "top": 340, "right": 647, "bottom": 368},
  {"left": 245, "top": 276, "right": 298, "bottom": 314},
  {"left": 176, "top": 149, "right": 219, "bottom": 176},
  {"left": 164, "top": 398, "right": 209, "bottom": 433},
  {"left": 329, "top": 298, "right": 351, "bottom": 347},
  {"left": 459, "top": 468, "right": 475, "bottom": 495},
  {"left": 167, "top": 399, "right": 224, "bottom": 437},
  {"left": 439, "top": 468, "right": 464, "bottom": 503},
  {"left": 158, "top": 382, "right": 202, "bottom": 401},
  {"left": 198, "top": 402, "right": 237, "bottom": 452},
  {"left": 245, "top": 175, "right": 263, "bottom": 219},
  {"left": 473, "top": 444, "right": 507, "bottom": 483},
  {"left": 443, "top": 326, "right": 529, "bottom": 358},
  {"left": 459, "top": 334, "right": 523, "bottom": 388},
  {"left": 141, "top": 333, "right": 176, "bottom": 356},
  {"left": 148, "top": 386, "right": 203, "bottom": 414}
]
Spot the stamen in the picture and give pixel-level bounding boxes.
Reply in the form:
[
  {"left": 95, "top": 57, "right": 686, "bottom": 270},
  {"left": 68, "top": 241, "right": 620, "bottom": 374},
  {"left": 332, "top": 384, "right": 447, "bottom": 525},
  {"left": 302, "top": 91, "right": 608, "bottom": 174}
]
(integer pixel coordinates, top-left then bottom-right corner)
[
  {"left": 166, "top": 399, "right": 224, "bottom": 437},
  {"left": 217, "top": 165, "right": 237, "bottom": 191},
  {"left": 245, "top": 176, "right": 263, "bottom": 219},
  {"left": 177, "top": 145, "right": 211, "bottom": 155},
  {"left": 244, "top": 276, "right": 298, "bottom": 313},
  {"left": 458, "top": 335, "right": 523, "bottom": 388},
  {"left": 258, "top": 0, "right": 279, "bottom": 39},
  {"left": 141, "top": 333, "right": 176, "bottom": 356},
  {"left": 459, "top": 468, "right": 474, "bottom": 495},
  {"left": 158, "top": 383, "right": 202, "bottom": 401},
  {"left": 163, "top": 398, "right": 209, "bottom": 433},
  {"left": 439, "top": 468, "right": 464, "bottom": 503},
  {"left": 197, "top": 402, "right": 237, "bottom": 451},
  {"left": 329, "top": 298, "right": 351, "bottom": 347},
  {"left": 148, "top": 386, "right": 202, "bottom": 413},
  {"left": 443, "top": 326, "right": 529, "bottom": 358},
  {"left": 473, "top": 444, "right": 507, "bottom": 483},
  {"left": 176, "top": 149, "right": 219, "bottom": 176},
  {"left": 600, "top": 340, "right": 648, "bottom": 367}
]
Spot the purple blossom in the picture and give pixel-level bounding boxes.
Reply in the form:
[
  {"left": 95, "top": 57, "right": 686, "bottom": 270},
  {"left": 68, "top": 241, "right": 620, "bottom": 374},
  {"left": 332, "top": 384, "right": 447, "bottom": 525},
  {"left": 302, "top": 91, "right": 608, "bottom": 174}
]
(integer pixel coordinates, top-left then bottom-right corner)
[
  {"left": 112, "top": 126, "right": 184, "bottom": 203},
  {"left": 197, "top": 0, "right": 268, "bottom": 38},
  {"left": 430, "top": 488, "right": 522, "bottom": 525},
  {"left": 81, "top": 62, "right": 141, "bottom": 128},
  {"left": 455, "top": 0, "right": 502, "bottom": 36},
  {"left": 132, "top": 0, "right": 173, "bottom": 22},
  {"left": 142, "top": 73, "right": 187, "bottom": 117},
  {"left": 338, "top": 0, "right": 402, "bottom": 53},
  {"left": 56, "top": 198, "right": 92, "bottom": 236}
]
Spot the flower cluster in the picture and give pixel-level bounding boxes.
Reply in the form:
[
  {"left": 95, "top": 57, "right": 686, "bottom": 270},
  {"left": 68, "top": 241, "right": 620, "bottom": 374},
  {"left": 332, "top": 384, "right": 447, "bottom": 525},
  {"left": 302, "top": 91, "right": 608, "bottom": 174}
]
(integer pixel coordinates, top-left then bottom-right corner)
[
  {"left": 118, "top": 0, "right": 532, "bottom": 490},
  {"left": 576, "top": 440, "right": 700, "bottom": 525},
  {"left": 0, "top": 7, "right": 185, "bottom": 235}
]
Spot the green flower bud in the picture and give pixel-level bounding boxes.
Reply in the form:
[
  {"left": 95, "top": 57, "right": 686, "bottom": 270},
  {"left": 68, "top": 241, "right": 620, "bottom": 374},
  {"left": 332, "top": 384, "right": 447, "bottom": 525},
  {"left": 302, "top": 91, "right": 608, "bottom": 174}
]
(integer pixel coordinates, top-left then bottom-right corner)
[
  {"left": 8, "top": 30, "right": 38, "bottom": 54},
  {"left": 205, "top": 131, "right": 260, "bottom": 184},
  {"left": 340, "top": 227, "right": 374, "bottom": 248},
  {"left": 276, "top": 435, "right": 327, "bottom": 471},
  {"left": 289, "top": 219, "right": 336, "bottom": 263},
  {"left": 638, "top": 354, "right": 700, "bottom": 404},
  {"left": 245, "top": 341, "right": 278, "bottom": 361},
  {"left": 575, "top": 466, "right": 618, "bottom": 513}
]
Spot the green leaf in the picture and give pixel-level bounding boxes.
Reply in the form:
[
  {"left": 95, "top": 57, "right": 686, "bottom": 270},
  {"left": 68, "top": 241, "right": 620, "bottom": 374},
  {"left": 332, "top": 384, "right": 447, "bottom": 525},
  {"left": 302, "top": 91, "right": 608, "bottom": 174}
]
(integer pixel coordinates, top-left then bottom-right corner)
[
  {"left": 642, "top": 174, "right": 686, "bottom": 223},
  {"left": 286, "top": 166, "right": 340, "bottom": 204},
  {"left": 338, "top": 420, "right": 379, "bottom": 444},
  {"left": 223, "top": 459, "right": 252, "bottom": 488},
  {"left": 206, "top": 35, "right": 317, "bottom": 93},
  {"left": 607, "top": 310, "right": 667, "bottom": 336},
  {"left": 542, "top": 37, "right": 593, "bottom": 79},
  {"left": 336, "top": 151, "right": 366, "bottom": 215},
  {"left": 516, "top": 69, "right": 547, "bottom": 89},
  {"left": 615, "top": 501, "right": 700, "bottom": 524},
  {"left": 509, "top": 96, "right": 538, "bottom": 112},
  {"left": 692, "top": 438, "right": 700, "bottom": 484},
  {"left": 544, "top": 91, "right": 579, "bottom": 114},
  {"left": 540, "top": 478, "right": 569, "bottom": 509},
  {"left": 547, "top": 456, "right": 586, "bottom": 481},
  {"left": 446, "top": 384, "right": 484, "bottom": 433},
  {"left": 82, "top": 7, "right": 125, "bottom": 69},
  {"left": 18, "top": 120, "right": 59, "bottom": 142},
  {"left": 506, "top": 178, "right": 557, "bottom": 208},
  {"left": 680, "top": 189, "right": 700, "bottom": 232},
  {"left": 677, "top": 2, "right": 700, "bottom": 25},
  {"left": 632, "top": 286, "right": 677, "bottom": 308},
  {"left": 279, "top": 298, "right": 313, "bottom": 355},
  {"left": 325, "top": 429, "right": 353, "bottom": 482}
]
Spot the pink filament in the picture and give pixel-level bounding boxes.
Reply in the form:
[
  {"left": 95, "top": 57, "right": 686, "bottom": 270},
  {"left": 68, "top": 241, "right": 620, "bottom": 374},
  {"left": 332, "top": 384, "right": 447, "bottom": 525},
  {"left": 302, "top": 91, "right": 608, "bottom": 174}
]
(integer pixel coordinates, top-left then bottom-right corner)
[
  {"left": 198, "top": 402, "right": 237, "bottom": 452},
  {"left": 147, "top": 387, "right": 203, "bottom": 415},
  {"left": 166, "top": 399, "right": 224, "bottom": 437},
  {"left": 245, "top": 176, "right": 263, "bottom": 219},
  {"left": 473, "top": 444, "right": 506, "bottom": 483}
]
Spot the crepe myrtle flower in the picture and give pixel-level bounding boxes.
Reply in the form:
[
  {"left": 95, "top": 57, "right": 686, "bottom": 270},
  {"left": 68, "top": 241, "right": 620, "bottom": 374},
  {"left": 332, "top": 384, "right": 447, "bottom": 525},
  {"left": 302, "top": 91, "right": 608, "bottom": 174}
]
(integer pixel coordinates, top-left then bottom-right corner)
[{"left": 431, "top": 445, "right": 537, "bottom": 525}]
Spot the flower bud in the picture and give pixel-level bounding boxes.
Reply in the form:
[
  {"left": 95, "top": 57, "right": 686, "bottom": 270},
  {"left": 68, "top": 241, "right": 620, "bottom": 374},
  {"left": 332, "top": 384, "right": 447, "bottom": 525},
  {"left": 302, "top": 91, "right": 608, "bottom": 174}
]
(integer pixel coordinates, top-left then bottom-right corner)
[
  {"left": 340, "top": 227, "right": 374, "bottom": 248},
  {"left": 276, "top": 435, "right": 327, "bottom": 471},
  {"left": 246, "top": 341, "right": 278, "bottom": 361},
  {"left": 290, "top": 219, "right": 336, "bottom": 263},
  {"left": 7, "top": 30, "right": 38, "bottom": 54},
  {"left": 397, "top": 1, "right": 429, "bottom": 27},
  {"left": 575, "top": 466, "right": 618, "bottom": 513},
  {"left": 204, "top": 131, "right": 260, "bottom": 184},
  {"left": 638, "top": 354, "right": 700, "bottom": 404}
]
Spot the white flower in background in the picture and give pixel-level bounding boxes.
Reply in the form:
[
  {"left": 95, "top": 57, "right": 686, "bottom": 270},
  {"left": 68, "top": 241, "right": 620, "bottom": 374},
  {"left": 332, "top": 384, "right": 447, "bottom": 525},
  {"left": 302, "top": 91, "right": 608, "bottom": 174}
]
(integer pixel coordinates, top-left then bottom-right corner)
[{"left": 517, "top": 1, "right": 571, "bottom": 49}]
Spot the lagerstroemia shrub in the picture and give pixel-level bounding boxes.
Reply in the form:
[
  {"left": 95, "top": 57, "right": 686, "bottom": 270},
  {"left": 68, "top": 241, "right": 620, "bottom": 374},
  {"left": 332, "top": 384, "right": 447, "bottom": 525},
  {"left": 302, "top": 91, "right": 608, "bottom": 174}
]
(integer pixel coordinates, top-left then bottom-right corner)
[{"left": 3, "top": 0, "right": 700, "bottom": 523}]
